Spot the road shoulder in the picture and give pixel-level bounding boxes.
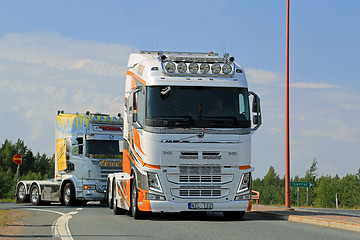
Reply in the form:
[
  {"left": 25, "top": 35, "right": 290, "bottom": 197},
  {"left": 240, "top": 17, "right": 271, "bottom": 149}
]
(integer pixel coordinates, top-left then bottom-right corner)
[{"left": 252, "top": 205, "right": 360, "bottom": 232}]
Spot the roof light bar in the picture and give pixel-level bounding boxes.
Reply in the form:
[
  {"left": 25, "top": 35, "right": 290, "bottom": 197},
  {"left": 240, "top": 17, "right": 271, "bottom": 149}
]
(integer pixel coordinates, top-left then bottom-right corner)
[{"left": 158, "top": 52, "right": 236, "bottom": 77}]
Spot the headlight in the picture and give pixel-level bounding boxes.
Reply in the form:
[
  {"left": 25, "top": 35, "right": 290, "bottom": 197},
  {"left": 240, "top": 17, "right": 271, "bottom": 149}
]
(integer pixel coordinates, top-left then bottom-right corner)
[
  {"left": 237, "top": 172, "right": 251, "bottom": 193},
  {"left": 177, "top": 62, "right": 187, "bottom": 73},
  {"left": 188, "top": 63, "right": 199, "bottom": 74},
  {"left": 148, "top": 172, "right": 163, "bottom": 193},
  {"left": 96, "top": 185, "right": 107, "bottom": 193},
  {"left": 165, "top": 62, "right": 176, "bottom": 73},
  {"left": 200, "top": 63, "right": 210, "bottom": 74},
  {"left": 211, "top": 63, "right": 221, "bottom": 74},
  {"left": 222, "top": 63, "right": 232, "bottom": 74}
]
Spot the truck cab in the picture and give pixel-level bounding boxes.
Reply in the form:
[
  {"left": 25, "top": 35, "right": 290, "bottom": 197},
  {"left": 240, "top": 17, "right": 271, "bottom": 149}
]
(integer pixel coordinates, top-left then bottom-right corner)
[{"left": 108, "top": 51, "right": 261, "bottom": 219}]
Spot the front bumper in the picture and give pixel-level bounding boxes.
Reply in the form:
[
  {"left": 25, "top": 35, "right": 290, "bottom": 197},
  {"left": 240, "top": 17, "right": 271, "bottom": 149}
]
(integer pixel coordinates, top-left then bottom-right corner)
[{"left": 149, "top": 199, "right": 251, "bottom": 212}]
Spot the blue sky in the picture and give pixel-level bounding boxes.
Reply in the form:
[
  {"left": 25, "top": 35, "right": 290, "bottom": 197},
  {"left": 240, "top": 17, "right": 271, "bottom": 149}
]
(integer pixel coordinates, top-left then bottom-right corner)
[{"left": 0, "top": 0, "right": 359, "bottom": 178}]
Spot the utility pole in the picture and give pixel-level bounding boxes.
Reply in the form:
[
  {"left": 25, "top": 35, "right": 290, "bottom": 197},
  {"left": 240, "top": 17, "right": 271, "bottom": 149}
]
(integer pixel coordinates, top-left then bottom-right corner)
[{"left": 285, "top": 0, "right": 291, "bottom": 208}]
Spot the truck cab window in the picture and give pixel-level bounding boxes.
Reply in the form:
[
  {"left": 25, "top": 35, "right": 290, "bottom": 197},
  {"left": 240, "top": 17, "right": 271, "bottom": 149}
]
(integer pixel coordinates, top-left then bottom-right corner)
[
  {"left": 134, "top": 90, "right": 145, "bottom": 127},
  {"left": 77, "top": 137, "right": 83, "bottom": 154}
]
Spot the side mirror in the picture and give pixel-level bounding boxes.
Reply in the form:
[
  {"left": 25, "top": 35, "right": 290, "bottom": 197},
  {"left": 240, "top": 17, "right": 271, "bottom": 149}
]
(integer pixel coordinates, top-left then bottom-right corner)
[
  {"left": 249, "top": 91, "right": 262, "bottom": 131},
  {"left": 252, "top": 95, "right": 260, "bottom": 113},
  {"left": 133, "top": 112, "right": 138, "bottom": 123},
  {"left": 253, "top": 115, "right": 262, "bottom": 125}
]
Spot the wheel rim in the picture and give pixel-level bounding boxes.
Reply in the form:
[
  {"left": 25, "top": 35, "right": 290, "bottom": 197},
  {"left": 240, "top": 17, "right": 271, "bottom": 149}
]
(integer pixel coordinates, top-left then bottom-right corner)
[
  {"left": 64, "top": 186, "right": 71, "bottom": 203},
  {"left": 31, "top": 187, "right": 39, "bottom": 203},
  {"left": 18, "top": 184, "right": 26, "bottom": 200}
]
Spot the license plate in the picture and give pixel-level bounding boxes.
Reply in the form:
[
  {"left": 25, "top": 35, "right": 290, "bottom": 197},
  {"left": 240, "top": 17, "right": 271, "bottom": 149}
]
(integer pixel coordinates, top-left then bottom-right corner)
[{"left": 188, "top": 202, "right": 213, "bottom": 209}]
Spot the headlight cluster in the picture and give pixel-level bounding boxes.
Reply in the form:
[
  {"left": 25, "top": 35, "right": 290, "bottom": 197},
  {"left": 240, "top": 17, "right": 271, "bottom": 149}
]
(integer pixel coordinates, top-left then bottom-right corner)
[
  {"left": 237, "top": 172, "right": 251, "bottom": 193},
  {"left": 147, "top": 172, "right": 163, "bottom": 193},
  {"left": 91, "top": 115, "right": 123, "bottom": 123},
  {"left": 163, "top": 62, "right": 234, "bottom": 75}
]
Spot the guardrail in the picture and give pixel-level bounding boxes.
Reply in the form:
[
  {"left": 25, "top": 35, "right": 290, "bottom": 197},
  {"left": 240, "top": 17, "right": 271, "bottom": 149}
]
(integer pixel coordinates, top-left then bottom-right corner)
[{"left": 251, "top": 190, "right": 260, "bottom": 204}]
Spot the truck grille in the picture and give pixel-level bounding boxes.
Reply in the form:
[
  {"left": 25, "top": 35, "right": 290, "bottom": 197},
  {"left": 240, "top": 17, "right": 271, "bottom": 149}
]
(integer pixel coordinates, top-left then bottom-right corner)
[
  {"left": 179, "top": 175, "right": 221, "bottom": 183},
  {"left": 167, "top": 174, "right": 233, "bottom": 184},
  {"left": 179, "top": 189, "right": 221, "bottom": 197},
  {"left": 180, "top": 166, "right": 221, "bottom": 174},
  {"left": 171, "top": 188, "right": 229, "bottom": 198}
]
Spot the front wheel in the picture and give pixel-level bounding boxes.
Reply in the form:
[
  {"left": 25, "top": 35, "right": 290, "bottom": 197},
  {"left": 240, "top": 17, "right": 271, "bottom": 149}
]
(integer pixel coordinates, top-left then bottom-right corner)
[
  {"left": 30, "top": 184, "right": 41, "bottom": 206},
  {"left": 63, "top": 183, "right": 76, "bottom": 206},
  {"left": 131, "top": 179, "right": 146, "bottom": 219}
]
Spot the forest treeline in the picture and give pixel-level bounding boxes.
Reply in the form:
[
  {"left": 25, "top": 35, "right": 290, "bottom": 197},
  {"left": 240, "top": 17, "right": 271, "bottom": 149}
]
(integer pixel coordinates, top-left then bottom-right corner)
[
  {"left": 0, "top": 139, "right": 54, "bottom": 199},
  {"left": 1, "top": 139, "right": 360, "bottom": 208},
  {"left": 253, "top": 160, "right": 360, "bottom": 209}
]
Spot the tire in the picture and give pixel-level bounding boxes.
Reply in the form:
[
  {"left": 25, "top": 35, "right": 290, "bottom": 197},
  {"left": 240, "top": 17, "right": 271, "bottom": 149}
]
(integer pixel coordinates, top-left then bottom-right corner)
[
  {"left": 63, "top": 183, "right": 76, "bottom": 206},
  {"left": 223, "top": 211, "right": 245, "bottom": 220},
  {"left": 30, "top": 184, "right": 41, "bottom": 206},
  {"left": 16, "top": 183, "right": 28, "bottom": 203},
  {"left": 108, "top": 180, "right": 113, "bottom": 209},
  {"left": 131, "top": 179, "right": 145, "bottom": 219},
  {"left": 113, "top": 180, "right": 125, "bottom": 215}
]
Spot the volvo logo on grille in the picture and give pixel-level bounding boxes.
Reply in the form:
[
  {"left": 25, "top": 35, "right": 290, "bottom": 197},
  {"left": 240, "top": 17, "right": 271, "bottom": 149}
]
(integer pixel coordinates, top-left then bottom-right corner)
[{"left": 197, "top": 131, "right": 205, "bottom": 139}]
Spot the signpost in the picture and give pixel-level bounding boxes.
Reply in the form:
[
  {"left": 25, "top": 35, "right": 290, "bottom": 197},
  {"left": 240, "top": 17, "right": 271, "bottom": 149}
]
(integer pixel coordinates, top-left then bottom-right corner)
[
  {"left": 13, "top": 153, "right": 22, "bottom": 183},
  {"left": 290, "top": 181, "right": 313, "bottom": 206}
]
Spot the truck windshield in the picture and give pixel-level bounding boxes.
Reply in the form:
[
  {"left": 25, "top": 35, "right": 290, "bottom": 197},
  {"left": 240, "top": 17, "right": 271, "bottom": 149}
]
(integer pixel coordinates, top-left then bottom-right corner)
[
  {"left": 145, "top": 86, "right": 250, "bottom": 128},
  {"left": 86, "top": 140, "right": 122, "bottom": 159}
]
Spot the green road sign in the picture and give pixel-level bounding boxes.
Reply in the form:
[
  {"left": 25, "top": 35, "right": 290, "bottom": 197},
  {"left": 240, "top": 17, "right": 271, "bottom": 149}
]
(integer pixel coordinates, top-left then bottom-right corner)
[{"left": 290, "top": 181, "right": 313, "bottom": 188}]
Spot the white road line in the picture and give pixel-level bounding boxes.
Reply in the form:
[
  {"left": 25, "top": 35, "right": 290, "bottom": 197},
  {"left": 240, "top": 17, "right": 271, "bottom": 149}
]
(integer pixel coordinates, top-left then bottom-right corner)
[
  {"left": 68, "top": 211, "right": 78, "bottom": 215},
  {"left": 28, "top": 208, "right": 76, "bottom": 240},
  {"left": 76, "top": 208, "right": 83, "bottom": 211}
]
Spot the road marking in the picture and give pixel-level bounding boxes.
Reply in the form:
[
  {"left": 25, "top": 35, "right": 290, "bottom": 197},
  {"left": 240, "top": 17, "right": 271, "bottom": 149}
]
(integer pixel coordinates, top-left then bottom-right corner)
[
  {"left": 76, "top": 208, "right": 83, "bottom": 211},
  {"left": 68, "top": 211, "right": 78, "bottom": 215},
  {"left": 28, "top": 208, "right": 75, "bottom": 240}
]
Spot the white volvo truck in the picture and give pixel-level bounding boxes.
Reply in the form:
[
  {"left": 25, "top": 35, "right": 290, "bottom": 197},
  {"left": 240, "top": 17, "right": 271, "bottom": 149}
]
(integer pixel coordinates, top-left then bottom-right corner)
[
  {"left": 107, "top": 51, "right": 262, "bottom": 219},
  {"left": 15, "top": 111, "right": 123, "bottom": 206}
]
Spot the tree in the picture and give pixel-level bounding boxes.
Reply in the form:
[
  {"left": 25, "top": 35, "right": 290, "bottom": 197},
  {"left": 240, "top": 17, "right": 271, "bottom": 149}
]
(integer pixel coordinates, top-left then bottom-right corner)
[{"left": 0, "top": 139, "right": 54, "bottom": 200}]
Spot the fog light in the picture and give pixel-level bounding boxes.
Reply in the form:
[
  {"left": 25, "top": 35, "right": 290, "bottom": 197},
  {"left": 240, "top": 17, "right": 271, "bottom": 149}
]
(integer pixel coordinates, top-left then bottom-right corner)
[
  {"left": 84, "top": 185, "right": 96, "bottom": 190},
  {"left": 234, "top": 194, "right": 250, "bottom": 201},
  {"left": 146, "top": 193, "right": 166, "bottom": 201}
]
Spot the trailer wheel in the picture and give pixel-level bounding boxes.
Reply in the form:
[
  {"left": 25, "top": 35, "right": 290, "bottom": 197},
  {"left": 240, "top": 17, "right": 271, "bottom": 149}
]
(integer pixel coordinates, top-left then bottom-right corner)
[
  {"left": 108, "top": 180, "right": 113, "bottom": 209},
  {"left": 16, "top": 182, "right": 28, "bottom": 203},
  {"left": 30, "top": 184, "right": 41, "bottom": 206},
  {"left": 223, "top": 211, "right": 245, "bottom": 220},
  {"left": 63, "top": 183, "right": 76, "bottom": 206},
  {"left": 131, "top": 179, "right": 145, "bottom": 219},
  {"left": 112, "top": 180, "right": 125, "bottom": 215}
]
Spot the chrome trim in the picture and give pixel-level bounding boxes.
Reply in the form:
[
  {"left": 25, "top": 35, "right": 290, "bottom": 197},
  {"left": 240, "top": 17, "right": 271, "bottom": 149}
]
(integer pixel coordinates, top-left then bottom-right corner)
[{"left": 142, "top": 126, "right": 251, "bottom": 135}]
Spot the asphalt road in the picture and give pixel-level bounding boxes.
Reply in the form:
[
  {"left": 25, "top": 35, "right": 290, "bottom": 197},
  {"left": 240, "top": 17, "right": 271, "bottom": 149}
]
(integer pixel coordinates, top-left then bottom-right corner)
[{"left": 1, "top": 202, "right": 360, "bottom": 240}]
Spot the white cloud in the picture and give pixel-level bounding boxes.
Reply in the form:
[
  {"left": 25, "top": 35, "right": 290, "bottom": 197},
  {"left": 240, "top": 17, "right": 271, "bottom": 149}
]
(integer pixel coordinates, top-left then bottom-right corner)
[
  {"left": 245, "top": 68, "right": 280, "bottom": 84},
  {"left": 0, "top": 32, "right": 138, "bottom": 155},
  {"left": 269, "top": 127, "right": 283, "bottom": 134},
  {"left": 290, "top": 82, "right": 343, "bottom": 89}
]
